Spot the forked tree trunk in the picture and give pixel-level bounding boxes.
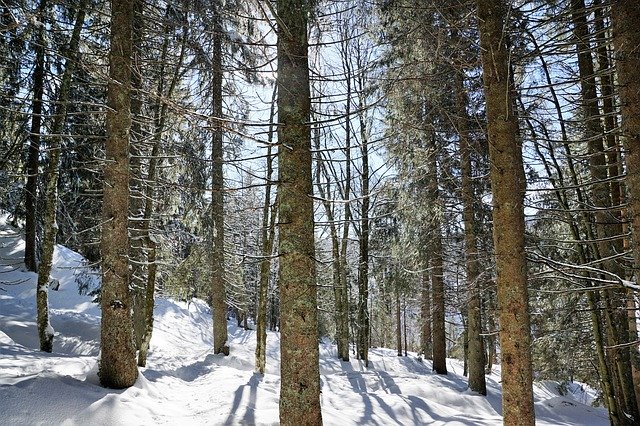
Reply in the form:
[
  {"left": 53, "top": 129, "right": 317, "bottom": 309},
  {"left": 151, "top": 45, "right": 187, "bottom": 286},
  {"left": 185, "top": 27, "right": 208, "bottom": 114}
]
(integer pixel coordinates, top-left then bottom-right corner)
[
  {"left": 99, "top": 0, "right": 138, "bottom": 389},
  {"left": 276, "top": 0, "right": 322, "bottom": 422},
  {"left": 476, "top": 1, "right": 534, "bottom": 423}
]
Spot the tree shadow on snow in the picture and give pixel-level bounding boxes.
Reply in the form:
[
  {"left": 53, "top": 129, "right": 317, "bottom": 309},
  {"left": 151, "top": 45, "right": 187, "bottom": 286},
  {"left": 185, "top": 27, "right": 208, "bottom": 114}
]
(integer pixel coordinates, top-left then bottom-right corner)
[{"left": 223, "top": 373, "right": 261, "bottom": 425}]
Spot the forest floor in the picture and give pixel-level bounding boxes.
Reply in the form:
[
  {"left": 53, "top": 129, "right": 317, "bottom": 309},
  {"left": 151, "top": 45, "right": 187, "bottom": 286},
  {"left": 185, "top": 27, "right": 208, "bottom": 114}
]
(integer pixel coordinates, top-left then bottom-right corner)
[{"left": 0, "top": 216, "right": 610, "bottom": 425}]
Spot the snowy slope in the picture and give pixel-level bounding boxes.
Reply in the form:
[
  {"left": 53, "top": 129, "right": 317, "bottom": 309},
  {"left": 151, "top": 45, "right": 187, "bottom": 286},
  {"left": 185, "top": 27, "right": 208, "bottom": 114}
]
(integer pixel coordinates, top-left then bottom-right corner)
[{"left": 0, "top": 218, "right": 609, "bottom": 425}]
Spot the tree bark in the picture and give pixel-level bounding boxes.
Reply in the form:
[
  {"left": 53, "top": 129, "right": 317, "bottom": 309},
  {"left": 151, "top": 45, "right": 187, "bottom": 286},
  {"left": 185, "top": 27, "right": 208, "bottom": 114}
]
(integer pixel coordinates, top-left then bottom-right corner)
[
  {"left": 24, "top": 0, "right": 47, "bottom": 273},
  {"left": 210, "top": 1, "right": 228, "bottom": 356},
  {"left": 612, "top": 1, "right": 640, "bottom": 419},
  {"left": 276, "top": 0, "right": 322, "bottom": 422},
  {"left": 427, "top": 134, "right": 447, "bottom": 375},
  {"left": 99, "top": 0, "right": 138, "bottom": 389},
  {"left": 476, "top": 1, "right": 534, "bottom": 423}
]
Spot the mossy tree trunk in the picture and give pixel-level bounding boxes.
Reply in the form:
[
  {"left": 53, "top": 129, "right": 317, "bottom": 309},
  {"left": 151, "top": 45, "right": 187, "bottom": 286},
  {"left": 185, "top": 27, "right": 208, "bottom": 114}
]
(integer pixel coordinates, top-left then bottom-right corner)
[
  {"left": 276, "top": 0, "right": 322, "bottom": 422},
  {"left": 476, "top": 1, "right": 534, "bottom": 424},
  {"left": 99, "top": 0, "right": 138, "bottom": 389},
  {"left": 36, "top": 0, "right": 87, "bottom": 353}
]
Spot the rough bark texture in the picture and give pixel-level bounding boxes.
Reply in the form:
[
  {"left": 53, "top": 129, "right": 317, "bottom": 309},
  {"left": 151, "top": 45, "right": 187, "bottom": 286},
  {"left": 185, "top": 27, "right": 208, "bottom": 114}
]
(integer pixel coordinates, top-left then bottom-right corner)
[
  {"left": 612, "top": 0, "right": 640, "bottom": 420},
  {"left": 476, "top": 1, "right": 535, "bottom": 424},
  {"left": 210, "top": 2, "right": 228, "bottom": 355},
  {"left": 36, "top": 0, "right": 87, "bottom": 353},
  {"left": 24, "top": 0, "right": 47, "bottom": 273},
  {"left": 276, "top": 0, "right": 322, "bottom": 423},
  {"left": 99, "top": 0, "right": 138, "bottom": 389},
  {"left": 396, "top": 289, "right": 402, "bottom": 356}
]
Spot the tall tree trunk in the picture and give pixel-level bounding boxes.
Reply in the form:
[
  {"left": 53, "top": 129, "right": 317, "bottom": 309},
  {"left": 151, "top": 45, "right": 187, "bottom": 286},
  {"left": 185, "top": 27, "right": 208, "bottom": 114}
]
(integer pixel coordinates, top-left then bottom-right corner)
[
  {"left": 256, "top": 85, "right": 277, "bottom": 374},
  {"left": 36, "top": 0, "right": 87, "bottom": 353},
  {"left": 396, "top": 287, "right": 402, "bottom": 356},
  {"left": 210, "top": 2, "right": 228, "bottom": 356},
  {"left": 612, "top": 1, "right": 640, "bottom": 418},
  {"left": 130, "top": 0, "right": 146, "bottom": 351},
  {"left": 571, "top": 1, "right": 638, "bottom": 419},
  {"left": 356, "top": 86, "right": 370, "bottom": 367},
  {"left": 476, "top": 1, "right": 534, "bottom": 424},
  {"left": 276, "top": 0, "right": 322, "bottom": 422},
  {"left": 427, "top": 134, "right": 447, "bottom": 375},
  {"left": 99, "top": 0, "right": 138, "bottom": 389},
  {"left": 24, "top": 0, "right": 47, "bottom": 273},
  {"left": 455, "top": 68, "right": 486, "bottom": 394}
]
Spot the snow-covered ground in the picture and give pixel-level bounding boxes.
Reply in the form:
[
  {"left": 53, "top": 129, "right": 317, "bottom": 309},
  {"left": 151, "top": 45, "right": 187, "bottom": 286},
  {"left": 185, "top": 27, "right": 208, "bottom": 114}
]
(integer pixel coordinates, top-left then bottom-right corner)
[{"left": 0, "top": 218, "right": 609, "bottom": 425}]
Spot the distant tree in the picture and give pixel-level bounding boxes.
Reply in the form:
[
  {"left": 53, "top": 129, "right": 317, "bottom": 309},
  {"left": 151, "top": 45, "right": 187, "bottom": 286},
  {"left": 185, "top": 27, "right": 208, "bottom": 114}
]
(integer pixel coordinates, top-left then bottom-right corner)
[{"left": 99, "top": 0, "right": 138, "bottom": 389}]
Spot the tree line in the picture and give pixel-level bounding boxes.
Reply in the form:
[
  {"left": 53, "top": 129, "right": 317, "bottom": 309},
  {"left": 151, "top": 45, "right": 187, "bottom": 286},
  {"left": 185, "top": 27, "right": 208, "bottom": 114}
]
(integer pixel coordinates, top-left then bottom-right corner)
[{"left": 1, "top": 0, "right": 640, "bottom": 424}]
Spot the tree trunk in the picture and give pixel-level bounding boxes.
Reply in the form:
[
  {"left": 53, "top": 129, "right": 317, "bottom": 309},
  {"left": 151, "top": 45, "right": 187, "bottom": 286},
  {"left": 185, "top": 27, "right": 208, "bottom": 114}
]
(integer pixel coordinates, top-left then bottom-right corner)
[
  {"left": 210, "top": 2, "right": 228, "bottom": 356},
  {"left": 36, "top": 0, "right": 87, "bottom": 353},
  {"left": 396, "top": 287, "right": 402, "bottom": 356},
  {"left": 24, "top": 0, "right": 47, "bottom": 273},
  {"left": 276, "top": 0, "right": 322, "bottom": 422},
  {"left": 427, "top": 134, "right": 447, "bottom": 375},
  {"left": 99, "top": 0, "right": 138, "bottom": 389},
  {"left": 356, "top": 111, "right": 370, "bottom": 367},
  {"left": 476, "top": 1, "right": 534, "bottom": 423},
  {"left": 454, "top": 52, "right": 486, "bottom": 393},
  {"left": 571, "top": 1, "right": 638, "bottom": 419},
  {"left": 421, "top": 271, "right": 432, "bottom": 359},
  {"left": 612, "top": 1, "right": 640, "bottom": 418},
  {"left": 256, "top": 86, "right": 277, "bottom": 374}
]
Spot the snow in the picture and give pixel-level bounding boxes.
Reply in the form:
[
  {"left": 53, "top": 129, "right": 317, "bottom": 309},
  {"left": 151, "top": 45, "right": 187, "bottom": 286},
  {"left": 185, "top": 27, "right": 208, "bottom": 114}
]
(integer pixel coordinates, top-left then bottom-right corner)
[{"left": 0, "top": 217, "right": 610, "bottom": 425}]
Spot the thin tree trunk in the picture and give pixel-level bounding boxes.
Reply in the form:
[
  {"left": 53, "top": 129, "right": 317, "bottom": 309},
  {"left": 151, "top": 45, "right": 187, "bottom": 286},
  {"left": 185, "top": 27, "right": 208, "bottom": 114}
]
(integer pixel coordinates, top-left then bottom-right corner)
[
  {"left": 99, "top": 0, "right": 138, "bottom": 388},
  {"left": 396, "top": 287, "right": 402, "bottom": 356},
  {"left": 571, "top": 1, "right": 638, "bottom": 419},
  {"left": 137, "top": 12, "right": 187, "bottom": 367},
  {"left": 421, "top": 270, "right": 432, "bottom": 359},
  {"left": 276, "top": 0, "right": 322, "bottom": 421},
  {"left": 36, "top": 0, "right": 87, "bottom": 353},
  {"left": 210, "top": 2, "right": 228, "bottom": 356},
  {"left": 24, "top": 0, "right": 47, "bottom": 273},
  {"left": 356, "top": 100, "right": 370, "bottom": 367},
  {"left": 256, "top": 85, "right": 277, "bottom": 374},
  {"left": 476, "top": 1, "right": 534, "bottom": 423}
]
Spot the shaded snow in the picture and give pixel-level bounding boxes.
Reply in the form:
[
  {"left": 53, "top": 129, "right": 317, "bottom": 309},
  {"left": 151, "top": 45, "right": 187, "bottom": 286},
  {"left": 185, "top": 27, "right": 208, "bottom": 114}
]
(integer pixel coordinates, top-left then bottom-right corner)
[{"left": 0, "top": 218, "right": 609, "bottom": 425}]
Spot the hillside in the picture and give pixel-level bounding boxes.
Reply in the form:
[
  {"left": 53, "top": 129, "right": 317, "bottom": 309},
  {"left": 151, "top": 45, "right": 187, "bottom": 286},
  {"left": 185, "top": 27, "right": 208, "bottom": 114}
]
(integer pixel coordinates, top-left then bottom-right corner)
[{"left": 0, "top": 218, "right": 609, "bottom": 425}]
